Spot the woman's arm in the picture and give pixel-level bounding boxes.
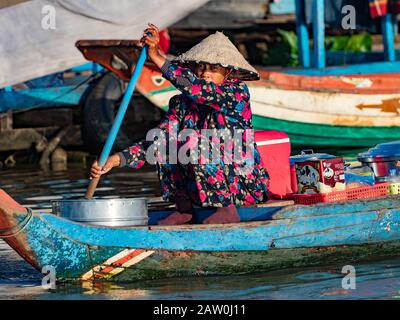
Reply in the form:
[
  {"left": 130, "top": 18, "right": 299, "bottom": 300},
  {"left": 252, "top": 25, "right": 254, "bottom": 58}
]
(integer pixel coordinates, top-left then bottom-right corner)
[
  {"left": 90, "top": 25, "right": 180, "bottom": 175},
  {"left": 160, "top": 60, "right": 249, "bottom": 114},
  {"left": 141, "top": 23, "right": 166, "bottom": 69},
  {"left": 141, "top": 24, "right": 249, "bottom": 114},
  {"left": 117, "top": 95, "right": 183, "bottom": 168}
]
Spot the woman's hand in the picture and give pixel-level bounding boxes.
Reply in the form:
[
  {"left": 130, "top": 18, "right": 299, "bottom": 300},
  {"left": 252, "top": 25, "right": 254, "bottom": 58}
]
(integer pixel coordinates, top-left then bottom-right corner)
[
  {"left": 140, "top": 23, "right": 166, "bottom": 69},
  {"left": 90, "top": 154, "right": 121, "bottom": 179}
]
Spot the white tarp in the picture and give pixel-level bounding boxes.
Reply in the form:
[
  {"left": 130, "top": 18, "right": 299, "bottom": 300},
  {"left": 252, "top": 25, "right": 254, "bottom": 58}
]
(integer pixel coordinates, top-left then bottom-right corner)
[{"left": 0, "top": 0, "right": 209, "bottom": 88}]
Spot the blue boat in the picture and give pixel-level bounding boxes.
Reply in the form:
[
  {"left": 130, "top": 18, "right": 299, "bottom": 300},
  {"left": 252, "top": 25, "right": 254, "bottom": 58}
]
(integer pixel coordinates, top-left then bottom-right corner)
[{"left": 1, "top": 189, "right": 400, "bottom": 281}]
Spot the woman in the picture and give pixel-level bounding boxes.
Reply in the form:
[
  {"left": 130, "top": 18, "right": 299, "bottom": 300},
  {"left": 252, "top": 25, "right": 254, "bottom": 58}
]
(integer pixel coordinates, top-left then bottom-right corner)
[{"left": 90, "top": 23, "right": 270, "bottom": 225}]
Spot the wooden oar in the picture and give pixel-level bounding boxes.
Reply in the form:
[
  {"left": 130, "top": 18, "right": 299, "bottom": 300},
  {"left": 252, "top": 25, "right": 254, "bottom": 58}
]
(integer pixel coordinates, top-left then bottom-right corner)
[{"left": 85, "top": 44, "right": 148, "bottom": 199}]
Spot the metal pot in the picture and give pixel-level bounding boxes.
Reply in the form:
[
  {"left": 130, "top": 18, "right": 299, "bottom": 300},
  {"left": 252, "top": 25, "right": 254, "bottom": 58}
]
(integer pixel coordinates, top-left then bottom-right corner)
[
  {"left": 52, "top": 198, "right": 148, "bottom": 227},
  {"left": 358, "top": 141, "right": 400, "bottom": 177}
]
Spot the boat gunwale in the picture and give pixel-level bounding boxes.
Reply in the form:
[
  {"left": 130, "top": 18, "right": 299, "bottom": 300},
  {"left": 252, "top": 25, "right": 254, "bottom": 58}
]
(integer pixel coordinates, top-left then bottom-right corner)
[
  {"left": 36, "top": 194, "right": 400, "bottom": 232},
  {"left": 255, "top": 68, "right": 400, "bottom": 94}
]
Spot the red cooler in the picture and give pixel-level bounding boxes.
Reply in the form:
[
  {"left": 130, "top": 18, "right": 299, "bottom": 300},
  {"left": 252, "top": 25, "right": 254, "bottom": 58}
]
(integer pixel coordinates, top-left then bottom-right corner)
[{"left": 254, "top": 130, "right": 292, "bottom": 198}]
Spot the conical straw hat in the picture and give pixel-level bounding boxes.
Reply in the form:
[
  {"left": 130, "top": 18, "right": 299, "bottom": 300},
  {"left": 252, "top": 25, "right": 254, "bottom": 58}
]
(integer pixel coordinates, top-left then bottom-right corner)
[{"left": 173, "top": 32, "right": 259, "bottom": 81}]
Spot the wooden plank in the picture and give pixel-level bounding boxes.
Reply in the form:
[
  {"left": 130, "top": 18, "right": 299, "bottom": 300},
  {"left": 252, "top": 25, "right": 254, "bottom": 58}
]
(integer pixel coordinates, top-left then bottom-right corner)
[
  {"left": 0, "top": 125, "right": 82, "bottom": 151},
  {"left": 295, "top": 0, "right": 310, "bottom": 68},
  {"left": 256, "top": 200, "right": 295, "bottom": 207},
  {"left": 312, "top": 0, "right": 325, "bottom": 68},
  {"left": 252, "top": 14, "right": 296, "bottom": 24},
  {"left": 35, "top": 125, "right": 82, "bottom": 147},
  {"left": 0, "top": 128, "right": 43, "bottom": 151},
  {"left": 13, "top": 108, "right": 73, "bottom": 128},
  {"left": 382, "top": 13, "right": 396, "bottom": 62}
]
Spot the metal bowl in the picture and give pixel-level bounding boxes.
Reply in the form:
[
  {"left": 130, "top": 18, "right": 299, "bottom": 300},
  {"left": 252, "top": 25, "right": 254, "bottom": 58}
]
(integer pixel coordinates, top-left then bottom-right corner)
[
  {"left": 358, "top": 141, "right": 400, "bottom": 177},
  {"left": 358, "top": 158, "right": 398, "bottom": 177},
  {"left": 52, "top": 198, "right": 148, "bottom": 227}
]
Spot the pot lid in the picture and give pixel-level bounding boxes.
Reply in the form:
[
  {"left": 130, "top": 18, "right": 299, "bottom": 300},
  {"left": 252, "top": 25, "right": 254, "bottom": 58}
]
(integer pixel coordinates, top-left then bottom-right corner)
[
  {"left": 290, "top": 149, "right": 336, "bottom": 164},
  {"left": 358, "top": 140, "right": 400, "bottom": 161}
]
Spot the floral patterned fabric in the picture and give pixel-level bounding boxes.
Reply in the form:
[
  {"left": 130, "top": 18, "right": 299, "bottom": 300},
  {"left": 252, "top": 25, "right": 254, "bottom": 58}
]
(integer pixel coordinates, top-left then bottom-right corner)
[{"left": 119, "top": 60, "right": 270, "bottom": 207}]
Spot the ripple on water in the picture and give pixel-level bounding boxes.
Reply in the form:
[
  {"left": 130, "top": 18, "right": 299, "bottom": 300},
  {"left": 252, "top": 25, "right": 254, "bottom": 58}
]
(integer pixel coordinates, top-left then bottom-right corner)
[{"left": 295, "top": 271, "right": 340, "bottom": 282}]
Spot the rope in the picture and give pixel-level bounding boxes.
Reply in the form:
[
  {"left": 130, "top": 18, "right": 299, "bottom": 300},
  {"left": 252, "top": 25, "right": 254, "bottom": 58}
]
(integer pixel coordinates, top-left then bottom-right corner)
[{"left": 0, "top": 208, "right": 33, "bottom": 239}]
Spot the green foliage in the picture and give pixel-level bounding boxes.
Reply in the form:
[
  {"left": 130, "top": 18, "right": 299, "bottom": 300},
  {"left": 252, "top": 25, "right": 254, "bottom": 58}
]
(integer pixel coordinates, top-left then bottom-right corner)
[
  {"left": 325, "top": 33, "right": 372, "bottom": 52},
  {"left": 262, "top": 29, "right": 299, "bottom": 67},
  {"left": 262, "top": 30, "right": 372, "bottom": 67},
  {"left": 277, "top": 29, "right": 299, "bottom": 66}
]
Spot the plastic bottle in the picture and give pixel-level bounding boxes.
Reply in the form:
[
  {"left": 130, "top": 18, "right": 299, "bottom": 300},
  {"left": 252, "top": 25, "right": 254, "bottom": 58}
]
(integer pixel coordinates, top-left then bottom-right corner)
[
  {"left": 387, "top": 168, "right": 400, "bottom": 195},
  {"left": 388, "top": 169, "right": 400, "bottom": 183}
]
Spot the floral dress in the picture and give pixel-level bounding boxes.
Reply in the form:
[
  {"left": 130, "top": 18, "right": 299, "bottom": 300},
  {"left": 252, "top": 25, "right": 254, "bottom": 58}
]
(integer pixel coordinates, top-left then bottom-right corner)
[{"left": 118, "top": 60, "right": 270, "bottom": 207}]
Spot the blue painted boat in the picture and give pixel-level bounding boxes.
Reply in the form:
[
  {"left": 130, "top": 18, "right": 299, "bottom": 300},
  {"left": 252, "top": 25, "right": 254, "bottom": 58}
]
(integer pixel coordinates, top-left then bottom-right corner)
[{"left": 1, "top": 189, "right": 400, "bottom": 281}]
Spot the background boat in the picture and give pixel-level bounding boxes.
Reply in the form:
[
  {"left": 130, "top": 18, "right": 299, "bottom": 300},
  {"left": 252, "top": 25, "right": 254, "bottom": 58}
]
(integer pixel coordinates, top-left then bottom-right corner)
[
  {"left": 75, "top": 40, "right": 400, "bottom": 152},
  {"left": 137, "top": 65, "right": 400, "bottom": 149}
]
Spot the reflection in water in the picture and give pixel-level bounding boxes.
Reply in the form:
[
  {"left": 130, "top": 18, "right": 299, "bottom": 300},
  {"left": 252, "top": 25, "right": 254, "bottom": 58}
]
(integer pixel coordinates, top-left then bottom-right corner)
[
  {"left": 2, "top": 259, "right": 400, "bottom": 300},
  {"left": 0, "top": 164, "right": 399, "bottom": 300}
]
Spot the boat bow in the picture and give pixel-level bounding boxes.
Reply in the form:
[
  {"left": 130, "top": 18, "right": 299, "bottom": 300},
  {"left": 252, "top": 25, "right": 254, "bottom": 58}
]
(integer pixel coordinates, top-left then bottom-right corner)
[{"left": 0, "top": 189, "right": 40, "bottom": 271}]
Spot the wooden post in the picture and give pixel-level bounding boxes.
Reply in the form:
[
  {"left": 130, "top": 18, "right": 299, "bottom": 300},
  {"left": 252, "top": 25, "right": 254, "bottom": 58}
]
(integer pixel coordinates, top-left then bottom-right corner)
[
  {"left": 0, "top": 111, "right": 12, "bottom": 132},
  {"left": 382, "top": 13, "right": 396, "bottom": 62},
  {"left": 312, "top": 0, "right": 325, "bottom": 68},
  {"left": 393, "top": 13, "right": 398, "bottom": 35},
  {"left": 295, "top": 0, "right": 310, "bottom": 68}
]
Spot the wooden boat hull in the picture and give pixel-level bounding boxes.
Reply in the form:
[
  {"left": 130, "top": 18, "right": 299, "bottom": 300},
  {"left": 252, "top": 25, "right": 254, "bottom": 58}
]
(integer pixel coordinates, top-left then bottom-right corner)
[
  {"left": 103, "top": 241, "right": 400, "bottom": 281},
  {"left": 1, "top": 189, "right": 400, "bottom": 282}
]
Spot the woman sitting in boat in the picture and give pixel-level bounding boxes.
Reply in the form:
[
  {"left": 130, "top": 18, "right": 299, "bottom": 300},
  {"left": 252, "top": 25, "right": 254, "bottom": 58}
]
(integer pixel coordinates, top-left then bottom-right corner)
[{"left": 90, "top": 23, "right": 270, "bottom": 225}]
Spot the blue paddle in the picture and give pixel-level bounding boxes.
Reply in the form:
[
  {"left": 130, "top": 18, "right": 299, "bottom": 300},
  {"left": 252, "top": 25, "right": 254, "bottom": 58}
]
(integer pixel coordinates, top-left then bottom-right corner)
[{"left": 85, "top": 41, "right": 149, "bottom": 199}]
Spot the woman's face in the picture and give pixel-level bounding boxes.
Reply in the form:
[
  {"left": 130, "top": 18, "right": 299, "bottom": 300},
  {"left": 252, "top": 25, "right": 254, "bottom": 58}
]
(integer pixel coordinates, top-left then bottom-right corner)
[{"left": 195, "top": 63, "right": 231, "bottom": 84}]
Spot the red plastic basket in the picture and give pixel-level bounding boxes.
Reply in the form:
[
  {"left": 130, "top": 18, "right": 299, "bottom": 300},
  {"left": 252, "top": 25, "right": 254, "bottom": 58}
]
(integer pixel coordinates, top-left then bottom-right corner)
[
  {"left": 288, "top": 183, "right": 389, "bottom": 205},
  {"left": 346, "top": 182, "right": 389, "bottom": 200},
  {"left": 288, "top": 190, "right": 347, "bottom": 205}
]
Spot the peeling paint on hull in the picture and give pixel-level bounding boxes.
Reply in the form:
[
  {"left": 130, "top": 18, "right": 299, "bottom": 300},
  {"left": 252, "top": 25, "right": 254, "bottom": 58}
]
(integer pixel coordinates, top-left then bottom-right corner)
[{"left": 1, "top": 189, "right": 400, "bottom": 282}]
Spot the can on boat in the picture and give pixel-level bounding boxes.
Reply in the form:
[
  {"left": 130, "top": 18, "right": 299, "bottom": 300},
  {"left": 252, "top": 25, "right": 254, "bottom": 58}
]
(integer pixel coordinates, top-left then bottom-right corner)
[
  {"left": 290, "top": 150, "right": 345, "bottom": 194},
  {"left": 52, "top": 198, "right": 149, "bottom": 227}
]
